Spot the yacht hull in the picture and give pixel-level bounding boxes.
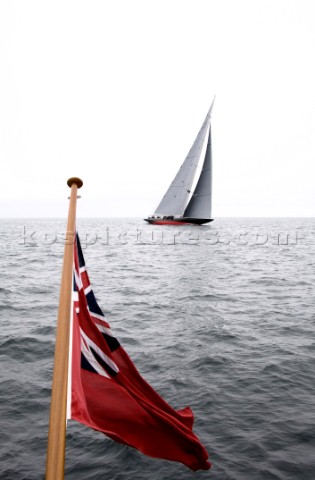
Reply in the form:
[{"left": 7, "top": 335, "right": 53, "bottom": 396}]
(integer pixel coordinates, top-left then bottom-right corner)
[{"left": 144, "top": 218, "right": 213, "bottom": 225}]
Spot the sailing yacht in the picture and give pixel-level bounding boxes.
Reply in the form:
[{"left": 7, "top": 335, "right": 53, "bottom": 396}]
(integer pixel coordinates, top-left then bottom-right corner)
[{"left": 144, "top": 98, "right": 215, "bottom": 225}]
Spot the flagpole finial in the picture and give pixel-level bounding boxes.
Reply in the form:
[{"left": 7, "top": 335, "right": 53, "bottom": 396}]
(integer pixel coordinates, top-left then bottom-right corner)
[{"left": 67, "top": 177, "right": 83, "bottom": 189}]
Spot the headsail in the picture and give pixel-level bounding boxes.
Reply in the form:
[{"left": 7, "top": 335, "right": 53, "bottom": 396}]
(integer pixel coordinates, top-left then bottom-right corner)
[
  {"left": 183, "top": 122, "right": 212, "bottom": 219},
  {"left": 154, "top": 100, "right": 214, "bottom": 217}
]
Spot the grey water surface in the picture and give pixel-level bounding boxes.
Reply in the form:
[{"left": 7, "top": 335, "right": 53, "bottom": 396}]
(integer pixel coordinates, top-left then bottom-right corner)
[{"left": 0, "top": 218, "right": 314, "bottom": 480}]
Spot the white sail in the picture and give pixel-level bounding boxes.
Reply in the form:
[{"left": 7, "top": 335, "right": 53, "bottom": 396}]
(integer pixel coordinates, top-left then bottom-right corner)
[
  {"left": 183, "top": 123, "right": 212, "bottom": 219},
  {"left": 154, "top": 102, "right": 214, "bottom": 216}
]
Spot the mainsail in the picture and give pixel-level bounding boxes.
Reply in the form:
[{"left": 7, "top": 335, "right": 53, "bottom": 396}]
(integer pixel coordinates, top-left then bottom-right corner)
[{"left": 154, "top": 99, "right": 214, "bottom": 217}]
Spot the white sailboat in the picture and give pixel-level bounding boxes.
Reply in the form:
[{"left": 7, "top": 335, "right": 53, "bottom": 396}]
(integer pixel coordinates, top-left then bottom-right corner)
[{"left": 144, "top": 98, "right": 215, "bottom": 225}]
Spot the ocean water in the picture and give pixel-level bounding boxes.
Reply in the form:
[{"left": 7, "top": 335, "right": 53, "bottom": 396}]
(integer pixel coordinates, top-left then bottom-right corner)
[{"left": 0, "top": 217, "right": 314, "bottom": 480}]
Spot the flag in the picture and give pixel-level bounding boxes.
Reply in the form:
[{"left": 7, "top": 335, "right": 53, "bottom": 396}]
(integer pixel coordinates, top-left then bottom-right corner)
[{"left": 68, "top": 234, "right": 211, "bottom": 471}]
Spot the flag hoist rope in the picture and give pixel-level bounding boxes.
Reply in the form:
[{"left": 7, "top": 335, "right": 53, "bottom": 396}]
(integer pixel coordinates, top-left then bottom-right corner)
[{"left": 46, "top": 177, "right": 83, "bottom": 480}]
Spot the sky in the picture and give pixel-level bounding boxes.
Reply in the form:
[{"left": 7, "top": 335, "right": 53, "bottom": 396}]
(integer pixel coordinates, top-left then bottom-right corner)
[{"left": 0, "top": 0, "right": 314, "bottom": 218}]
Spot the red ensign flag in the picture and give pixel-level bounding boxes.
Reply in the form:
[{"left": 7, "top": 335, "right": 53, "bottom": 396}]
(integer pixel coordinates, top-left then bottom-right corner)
[{"left": 68, "top": 234, "right": 211, "bottom": 471}]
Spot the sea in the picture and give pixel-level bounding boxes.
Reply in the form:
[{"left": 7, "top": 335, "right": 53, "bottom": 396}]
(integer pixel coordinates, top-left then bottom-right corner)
[{"left": 0, "top": 217, "right": 314, "bottom": 480}]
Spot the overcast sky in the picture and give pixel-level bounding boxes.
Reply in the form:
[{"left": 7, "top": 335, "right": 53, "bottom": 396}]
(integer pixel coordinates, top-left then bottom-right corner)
[{"left": 0, "top": 0, "right": 314, "bottom": 218}]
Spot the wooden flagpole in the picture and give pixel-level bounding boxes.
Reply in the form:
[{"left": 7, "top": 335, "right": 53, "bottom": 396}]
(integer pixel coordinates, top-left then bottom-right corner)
[{"left": 46, "top": 177, "right": 83, "bottom": 480}]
